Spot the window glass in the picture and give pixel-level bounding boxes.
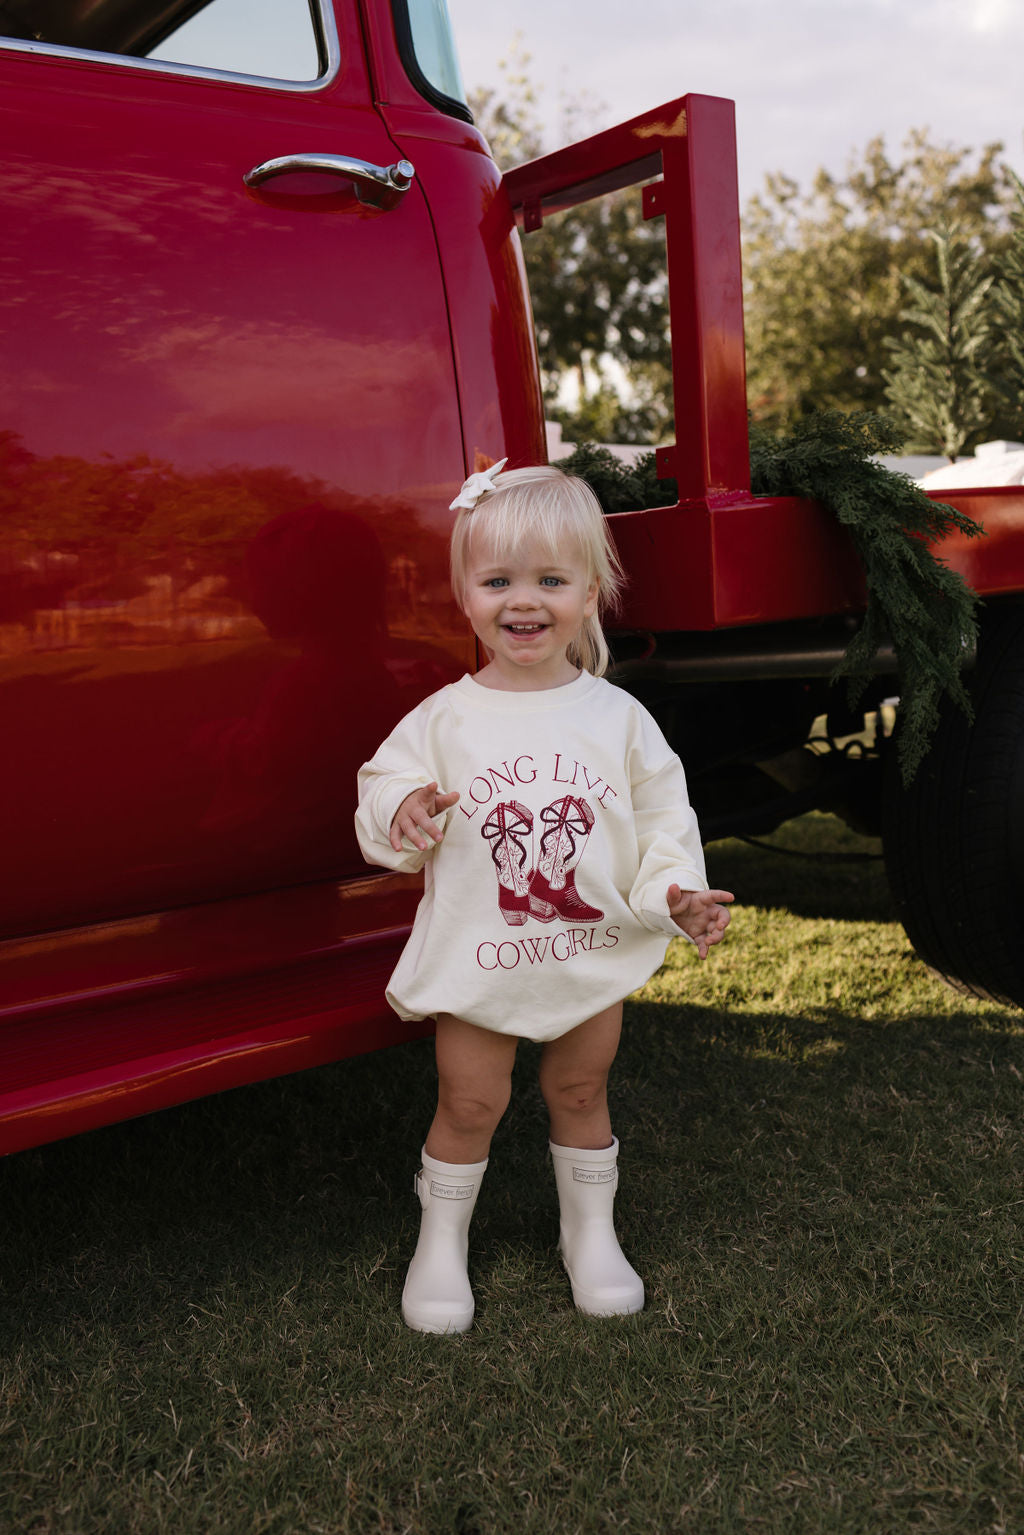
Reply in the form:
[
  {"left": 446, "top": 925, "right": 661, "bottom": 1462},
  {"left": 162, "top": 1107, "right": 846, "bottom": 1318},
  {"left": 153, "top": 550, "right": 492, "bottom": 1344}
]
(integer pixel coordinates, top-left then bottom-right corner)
[
  {"left": 403, "top": 0, "right": 466, "bottom": 108},
  {"left": 0, "top": 0, "right": 323, "bottom": 82},
  {"left": 149, "top": 0, "right": 321, "bottom": 80}
]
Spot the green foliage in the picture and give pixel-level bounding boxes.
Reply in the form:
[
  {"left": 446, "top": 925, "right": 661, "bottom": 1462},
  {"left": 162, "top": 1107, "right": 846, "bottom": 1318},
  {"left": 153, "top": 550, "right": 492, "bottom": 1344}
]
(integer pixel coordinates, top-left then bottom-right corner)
[
  {"left": 470, "top": 51, "right": 671, "bottom": 446},
  {"left": 552, "top": 441, "right": 677, "bottom": 513},
  {"left": 557, "top": 418, "right": 983, "bottom": 786},
  {"left": 545, "top": 381, "right": 629, "bottom": 446},
  {"left": 543, "top": 360, "right": 673, "bottom": 448},
  {"left": 750, "top": 411, "right": 983, "bottom": 782},
  {"left": 475, "top": 67, "right": 1019, "bottom": 451},
  {"left": 473, "top": 61, "right": 1022, "bottom": 451},
  {"left": 882, "top": 224, "right": 998, "bottom": 459},
  {"left": 466, "top": 39, "right": 545, "bottom": 170},
  {"left": 743, "top": 134, "right": 1016, "bottom": 435},
  {"left": 990, "top": 169, "right": 1024, "bottom": 438},
  {"left": 523, "top": 192, "right": 671, "bottom": 444}
]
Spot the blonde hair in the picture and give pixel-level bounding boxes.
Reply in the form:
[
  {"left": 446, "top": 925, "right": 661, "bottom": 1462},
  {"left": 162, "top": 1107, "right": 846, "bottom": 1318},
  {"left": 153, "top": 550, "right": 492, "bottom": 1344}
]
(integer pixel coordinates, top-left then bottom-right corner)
[{"left": 450, "top": 464, "right": 625, "bottom": 676}]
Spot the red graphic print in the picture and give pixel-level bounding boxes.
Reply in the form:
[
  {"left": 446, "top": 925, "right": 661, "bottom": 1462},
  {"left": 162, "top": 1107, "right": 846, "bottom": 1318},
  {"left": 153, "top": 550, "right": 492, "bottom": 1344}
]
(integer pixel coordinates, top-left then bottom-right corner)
[
  {"left": 529, "top": 795, "right": 604, "bottom": 924},
  {"left": 481, "top": 800, "right": 535, "bottom": 926},
  {"left": 483, "top": 794, "right": 605, "bottom": 927}
]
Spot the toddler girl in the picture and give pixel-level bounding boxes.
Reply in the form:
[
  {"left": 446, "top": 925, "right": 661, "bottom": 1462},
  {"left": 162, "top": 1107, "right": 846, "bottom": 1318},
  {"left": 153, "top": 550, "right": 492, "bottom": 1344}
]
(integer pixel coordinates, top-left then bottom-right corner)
[{"left": 355, "top": 462, "right": 732, "bottom": 1332}]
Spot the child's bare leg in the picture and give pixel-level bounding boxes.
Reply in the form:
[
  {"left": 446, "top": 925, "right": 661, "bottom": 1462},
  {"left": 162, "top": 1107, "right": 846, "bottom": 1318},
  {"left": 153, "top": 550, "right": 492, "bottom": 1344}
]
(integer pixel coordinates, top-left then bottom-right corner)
[
  {"left": 539, "top": 1001, "right": 642, "bottom": 1315},
  {"left": 538, "top": 1001, "right": 622, "bottom": 1150},
  {"left": 405, "top": 1014, "right": 513, "bottom": 1334},
  {"left": 425, "top": 1012, "right": 519, "bottom": 1164}
]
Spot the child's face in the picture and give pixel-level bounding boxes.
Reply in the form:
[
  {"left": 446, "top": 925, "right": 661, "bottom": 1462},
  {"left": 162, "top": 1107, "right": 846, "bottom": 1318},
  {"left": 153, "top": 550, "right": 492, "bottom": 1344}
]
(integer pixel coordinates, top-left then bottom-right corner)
[{"left": 461, "top": 531, "right": 599, "bottom": 690}]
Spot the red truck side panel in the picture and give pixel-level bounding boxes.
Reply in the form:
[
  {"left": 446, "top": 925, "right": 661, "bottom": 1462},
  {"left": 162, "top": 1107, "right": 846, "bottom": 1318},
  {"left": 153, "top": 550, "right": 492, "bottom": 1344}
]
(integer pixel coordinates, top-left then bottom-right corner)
[
  {"left": 0, "top": 28, "right": 474, "bottom": 943},
  {"left": 0, "top": 5, "right": 533, "bottom": 1152}
]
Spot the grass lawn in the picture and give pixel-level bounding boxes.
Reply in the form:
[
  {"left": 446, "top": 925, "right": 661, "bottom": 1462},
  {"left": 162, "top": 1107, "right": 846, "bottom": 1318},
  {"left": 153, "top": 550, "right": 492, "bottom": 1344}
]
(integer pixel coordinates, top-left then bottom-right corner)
[{"left": 2, "top": 816, "right": 1023, "bottom": 1533}]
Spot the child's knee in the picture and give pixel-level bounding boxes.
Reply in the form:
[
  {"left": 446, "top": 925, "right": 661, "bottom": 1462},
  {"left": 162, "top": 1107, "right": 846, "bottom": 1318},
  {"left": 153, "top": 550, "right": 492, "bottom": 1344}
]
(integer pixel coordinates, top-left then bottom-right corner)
[
  {"left": 437, "top": 1079, "right": 512, "bottom": 1136},
  {"left": 539, "top": 1070, "right": 608, "bottom": 1118}
]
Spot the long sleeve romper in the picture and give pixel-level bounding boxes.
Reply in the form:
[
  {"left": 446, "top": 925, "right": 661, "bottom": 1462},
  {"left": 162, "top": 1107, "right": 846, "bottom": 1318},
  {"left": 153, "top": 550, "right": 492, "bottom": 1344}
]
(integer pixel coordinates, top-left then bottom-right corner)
[{"left": 355, "top": 670, "right": 708, "bottom": 1041}]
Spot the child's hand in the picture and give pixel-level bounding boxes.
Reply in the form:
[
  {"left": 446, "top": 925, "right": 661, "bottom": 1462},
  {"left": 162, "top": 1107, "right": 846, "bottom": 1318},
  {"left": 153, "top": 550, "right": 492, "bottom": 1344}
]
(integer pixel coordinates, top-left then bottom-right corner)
[
  {"left": 667, "top": 884, "right": 734, "bottom": 959},
  {"left": 390, "top": 782, "right": 460, "bottom": 852}
]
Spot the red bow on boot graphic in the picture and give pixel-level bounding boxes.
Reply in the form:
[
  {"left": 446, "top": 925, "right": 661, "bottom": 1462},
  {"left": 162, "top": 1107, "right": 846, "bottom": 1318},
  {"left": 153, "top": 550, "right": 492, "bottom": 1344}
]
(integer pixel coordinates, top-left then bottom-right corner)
[{"left": 481, "top": 796, "right": 604, "bottom": 926}]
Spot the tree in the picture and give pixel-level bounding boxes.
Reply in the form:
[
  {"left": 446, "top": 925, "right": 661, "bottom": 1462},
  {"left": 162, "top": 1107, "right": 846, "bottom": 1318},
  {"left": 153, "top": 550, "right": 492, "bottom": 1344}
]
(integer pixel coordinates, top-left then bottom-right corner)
[
  {"left": 742, "top": 133, "right": 1014, "bottom": 434},
  {"left": 882, "top": 225, "right": 998, "bottom": 460},
  {"left": 989, "top": 170, "right": 1024, "bottom": 439},
  {"left": 471, "top": 64, "right": 1018, "bottom": 448},
  {"left": 469, "top": 55, "right": 672, "bottom": 445},
  {"left": 523, "top": 194, "right": 671, "bottom": 442},
  {"left": 466, "top": 37, "right": 545, "bottom": 169}
]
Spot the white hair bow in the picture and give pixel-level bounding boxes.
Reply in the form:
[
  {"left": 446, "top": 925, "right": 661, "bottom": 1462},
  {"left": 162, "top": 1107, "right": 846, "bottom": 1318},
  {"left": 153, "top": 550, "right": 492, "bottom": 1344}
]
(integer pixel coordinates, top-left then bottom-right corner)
[{"left": 449, "top": 457, "right": 508, "bottom": 512}]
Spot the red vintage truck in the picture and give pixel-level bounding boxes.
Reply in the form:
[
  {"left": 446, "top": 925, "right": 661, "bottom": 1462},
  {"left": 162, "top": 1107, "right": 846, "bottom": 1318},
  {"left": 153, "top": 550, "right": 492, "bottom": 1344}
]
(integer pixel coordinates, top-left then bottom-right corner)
[{"left": 2, "top": 0, "right": 1022, "bottom": 1157}]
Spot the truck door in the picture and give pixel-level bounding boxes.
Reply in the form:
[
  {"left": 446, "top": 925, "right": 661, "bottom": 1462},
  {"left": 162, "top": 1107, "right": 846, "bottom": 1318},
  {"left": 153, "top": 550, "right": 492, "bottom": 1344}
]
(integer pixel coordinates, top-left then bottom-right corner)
[{"left": 0, "top": 0, "right": 471, "bottom": 940}]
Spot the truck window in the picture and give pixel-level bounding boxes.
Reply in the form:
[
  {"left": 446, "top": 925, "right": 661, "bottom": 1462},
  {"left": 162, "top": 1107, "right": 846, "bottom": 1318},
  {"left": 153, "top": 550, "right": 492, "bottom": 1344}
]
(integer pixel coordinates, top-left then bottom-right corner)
[
  {"left": 0, "top": 0, "right": 325, "bottom": 83},
  {"left": 393, "top": 0, "right": 470, "bottom": 120},
  {"left": 149, "top": 0, "right": 321, "bottom": 80}
]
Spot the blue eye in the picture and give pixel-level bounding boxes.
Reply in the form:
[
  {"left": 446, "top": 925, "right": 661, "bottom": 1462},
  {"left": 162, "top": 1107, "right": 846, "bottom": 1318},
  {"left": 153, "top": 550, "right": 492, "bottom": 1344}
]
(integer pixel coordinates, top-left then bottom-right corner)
[
  {"left": 485, "top": 577, "right": 509, "bottom": 588},
  {"left": 541, "top": 576, "right": 564, "bottom": 587}
]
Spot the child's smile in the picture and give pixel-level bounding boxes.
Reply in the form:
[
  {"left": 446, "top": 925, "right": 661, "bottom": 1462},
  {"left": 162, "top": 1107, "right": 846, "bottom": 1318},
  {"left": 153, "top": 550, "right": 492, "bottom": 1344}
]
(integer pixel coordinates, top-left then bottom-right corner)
[{"left": 462, "top": 533, "right": 599, "bottom": 690}]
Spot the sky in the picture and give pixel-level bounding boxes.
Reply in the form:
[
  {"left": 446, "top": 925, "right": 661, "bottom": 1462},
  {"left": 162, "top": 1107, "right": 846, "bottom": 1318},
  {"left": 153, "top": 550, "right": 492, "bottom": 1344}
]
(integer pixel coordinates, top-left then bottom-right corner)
[{"left": 446, "top": 0, "right": 1024, "bottom": 207}]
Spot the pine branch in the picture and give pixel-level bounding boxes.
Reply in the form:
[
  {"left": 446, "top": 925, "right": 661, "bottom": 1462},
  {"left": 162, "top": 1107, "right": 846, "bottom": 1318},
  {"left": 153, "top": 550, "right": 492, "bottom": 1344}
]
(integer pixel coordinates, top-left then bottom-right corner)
[
  {"left": 749, "top": 410, "right": 983, "bottom": 783},
  {"left": 554, "top": 443, "right": 677, "bottom": 514},
  {"left": 560, "top": 414, "right": 983, "bottom": 785}
]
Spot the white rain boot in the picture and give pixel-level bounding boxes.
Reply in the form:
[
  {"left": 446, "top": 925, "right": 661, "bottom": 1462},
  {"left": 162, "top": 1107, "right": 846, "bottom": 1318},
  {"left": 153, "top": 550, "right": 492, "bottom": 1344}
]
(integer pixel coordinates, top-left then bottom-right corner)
[
  {"left": 401, "top": 1148, "right": 488, "bottom": 1334},
  {"left": 550, "top": 1137, "right": 644, "bottom": 1316}
]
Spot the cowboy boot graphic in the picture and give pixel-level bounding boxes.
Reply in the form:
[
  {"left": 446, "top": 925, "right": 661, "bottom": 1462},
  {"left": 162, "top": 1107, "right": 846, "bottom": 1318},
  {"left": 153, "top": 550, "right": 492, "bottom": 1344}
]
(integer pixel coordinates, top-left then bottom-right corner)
[
  {"left": 481, "top": 800, "right": 535, "bottom": 925},
  {"left": 528, "top": 795, "right": 604, "bottom": 923}
]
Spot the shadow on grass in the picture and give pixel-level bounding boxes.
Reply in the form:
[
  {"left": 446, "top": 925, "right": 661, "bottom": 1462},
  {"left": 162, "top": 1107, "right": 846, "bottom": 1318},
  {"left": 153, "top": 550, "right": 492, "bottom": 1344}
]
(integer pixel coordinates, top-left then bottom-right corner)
[
  {"left": 3, "top": 988, "right": 1024, "bottom": 1535},
  {"left": 706, "top": 814, "right": 896, "bottom": 923},
  {"left": 4, "top": 806, "right": 1024, "bottom": 1532},
  {"left": 2, "top": 988, "right": 1021, "bottom": 1344},
  {"left": 0, "top": 814, "right": 912, "bottom": 1343}
]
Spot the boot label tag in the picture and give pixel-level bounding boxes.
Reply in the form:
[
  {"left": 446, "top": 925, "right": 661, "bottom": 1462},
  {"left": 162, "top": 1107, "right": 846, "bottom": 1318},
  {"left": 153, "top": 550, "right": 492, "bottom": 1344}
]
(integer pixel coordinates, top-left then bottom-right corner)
[
  {"left": 429, "top": 1179, "right": 474, "bottom": 1200},
  {"left": 572, "top": 1167, "right": 615, "bottom": 1184}
]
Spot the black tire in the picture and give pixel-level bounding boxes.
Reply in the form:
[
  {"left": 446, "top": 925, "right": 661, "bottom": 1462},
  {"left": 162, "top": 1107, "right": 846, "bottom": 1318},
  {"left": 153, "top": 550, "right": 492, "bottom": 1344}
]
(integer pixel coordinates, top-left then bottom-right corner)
[{"left": 883, "top": 602, "right": 1024, "bottom": 1007}]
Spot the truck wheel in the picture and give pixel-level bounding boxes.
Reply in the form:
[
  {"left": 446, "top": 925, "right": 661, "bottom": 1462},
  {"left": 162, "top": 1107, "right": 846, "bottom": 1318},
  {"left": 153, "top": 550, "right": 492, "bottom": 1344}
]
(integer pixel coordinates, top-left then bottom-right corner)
[{"left": 883, "top": 603, "right": 1024, "bottom": 1008}]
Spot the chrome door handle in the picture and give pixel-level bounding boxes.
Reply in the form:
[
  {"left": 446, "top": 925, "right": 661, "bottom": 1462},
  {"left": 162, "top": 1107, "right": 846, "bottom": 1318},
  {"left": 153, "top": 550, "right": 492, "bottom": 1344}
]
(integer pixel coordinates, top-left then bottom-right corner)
[{"left": 244, "top": 153, "right": 415, "bottom": 210}]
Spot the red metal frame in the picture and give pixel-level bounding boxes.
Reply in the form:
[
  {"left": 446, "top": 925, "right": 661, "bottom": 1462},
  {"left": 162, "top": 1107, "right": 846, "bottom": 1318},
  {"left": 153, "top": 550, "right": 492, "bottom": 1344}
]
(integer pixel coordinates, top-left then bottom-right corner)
[
  {"left": 505, "top": 93, "right": 750, "bottom": 505},
  {"left": 506, "top": 98, "right": 1024, "bottom": 630}
]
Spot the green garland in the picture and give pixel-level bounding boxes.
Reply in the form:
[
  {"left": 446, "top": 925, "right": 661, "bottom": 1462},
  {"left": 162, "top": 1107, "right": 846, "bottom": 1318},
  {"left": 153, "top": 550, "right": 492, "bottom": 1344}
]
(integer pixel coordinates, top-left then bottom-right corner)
[
  {"left": 551, "top": 441, "right": 676, "bottom": 514},
  {"left": 557, "top": 413, "right": 984, "bottom": 784}
]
